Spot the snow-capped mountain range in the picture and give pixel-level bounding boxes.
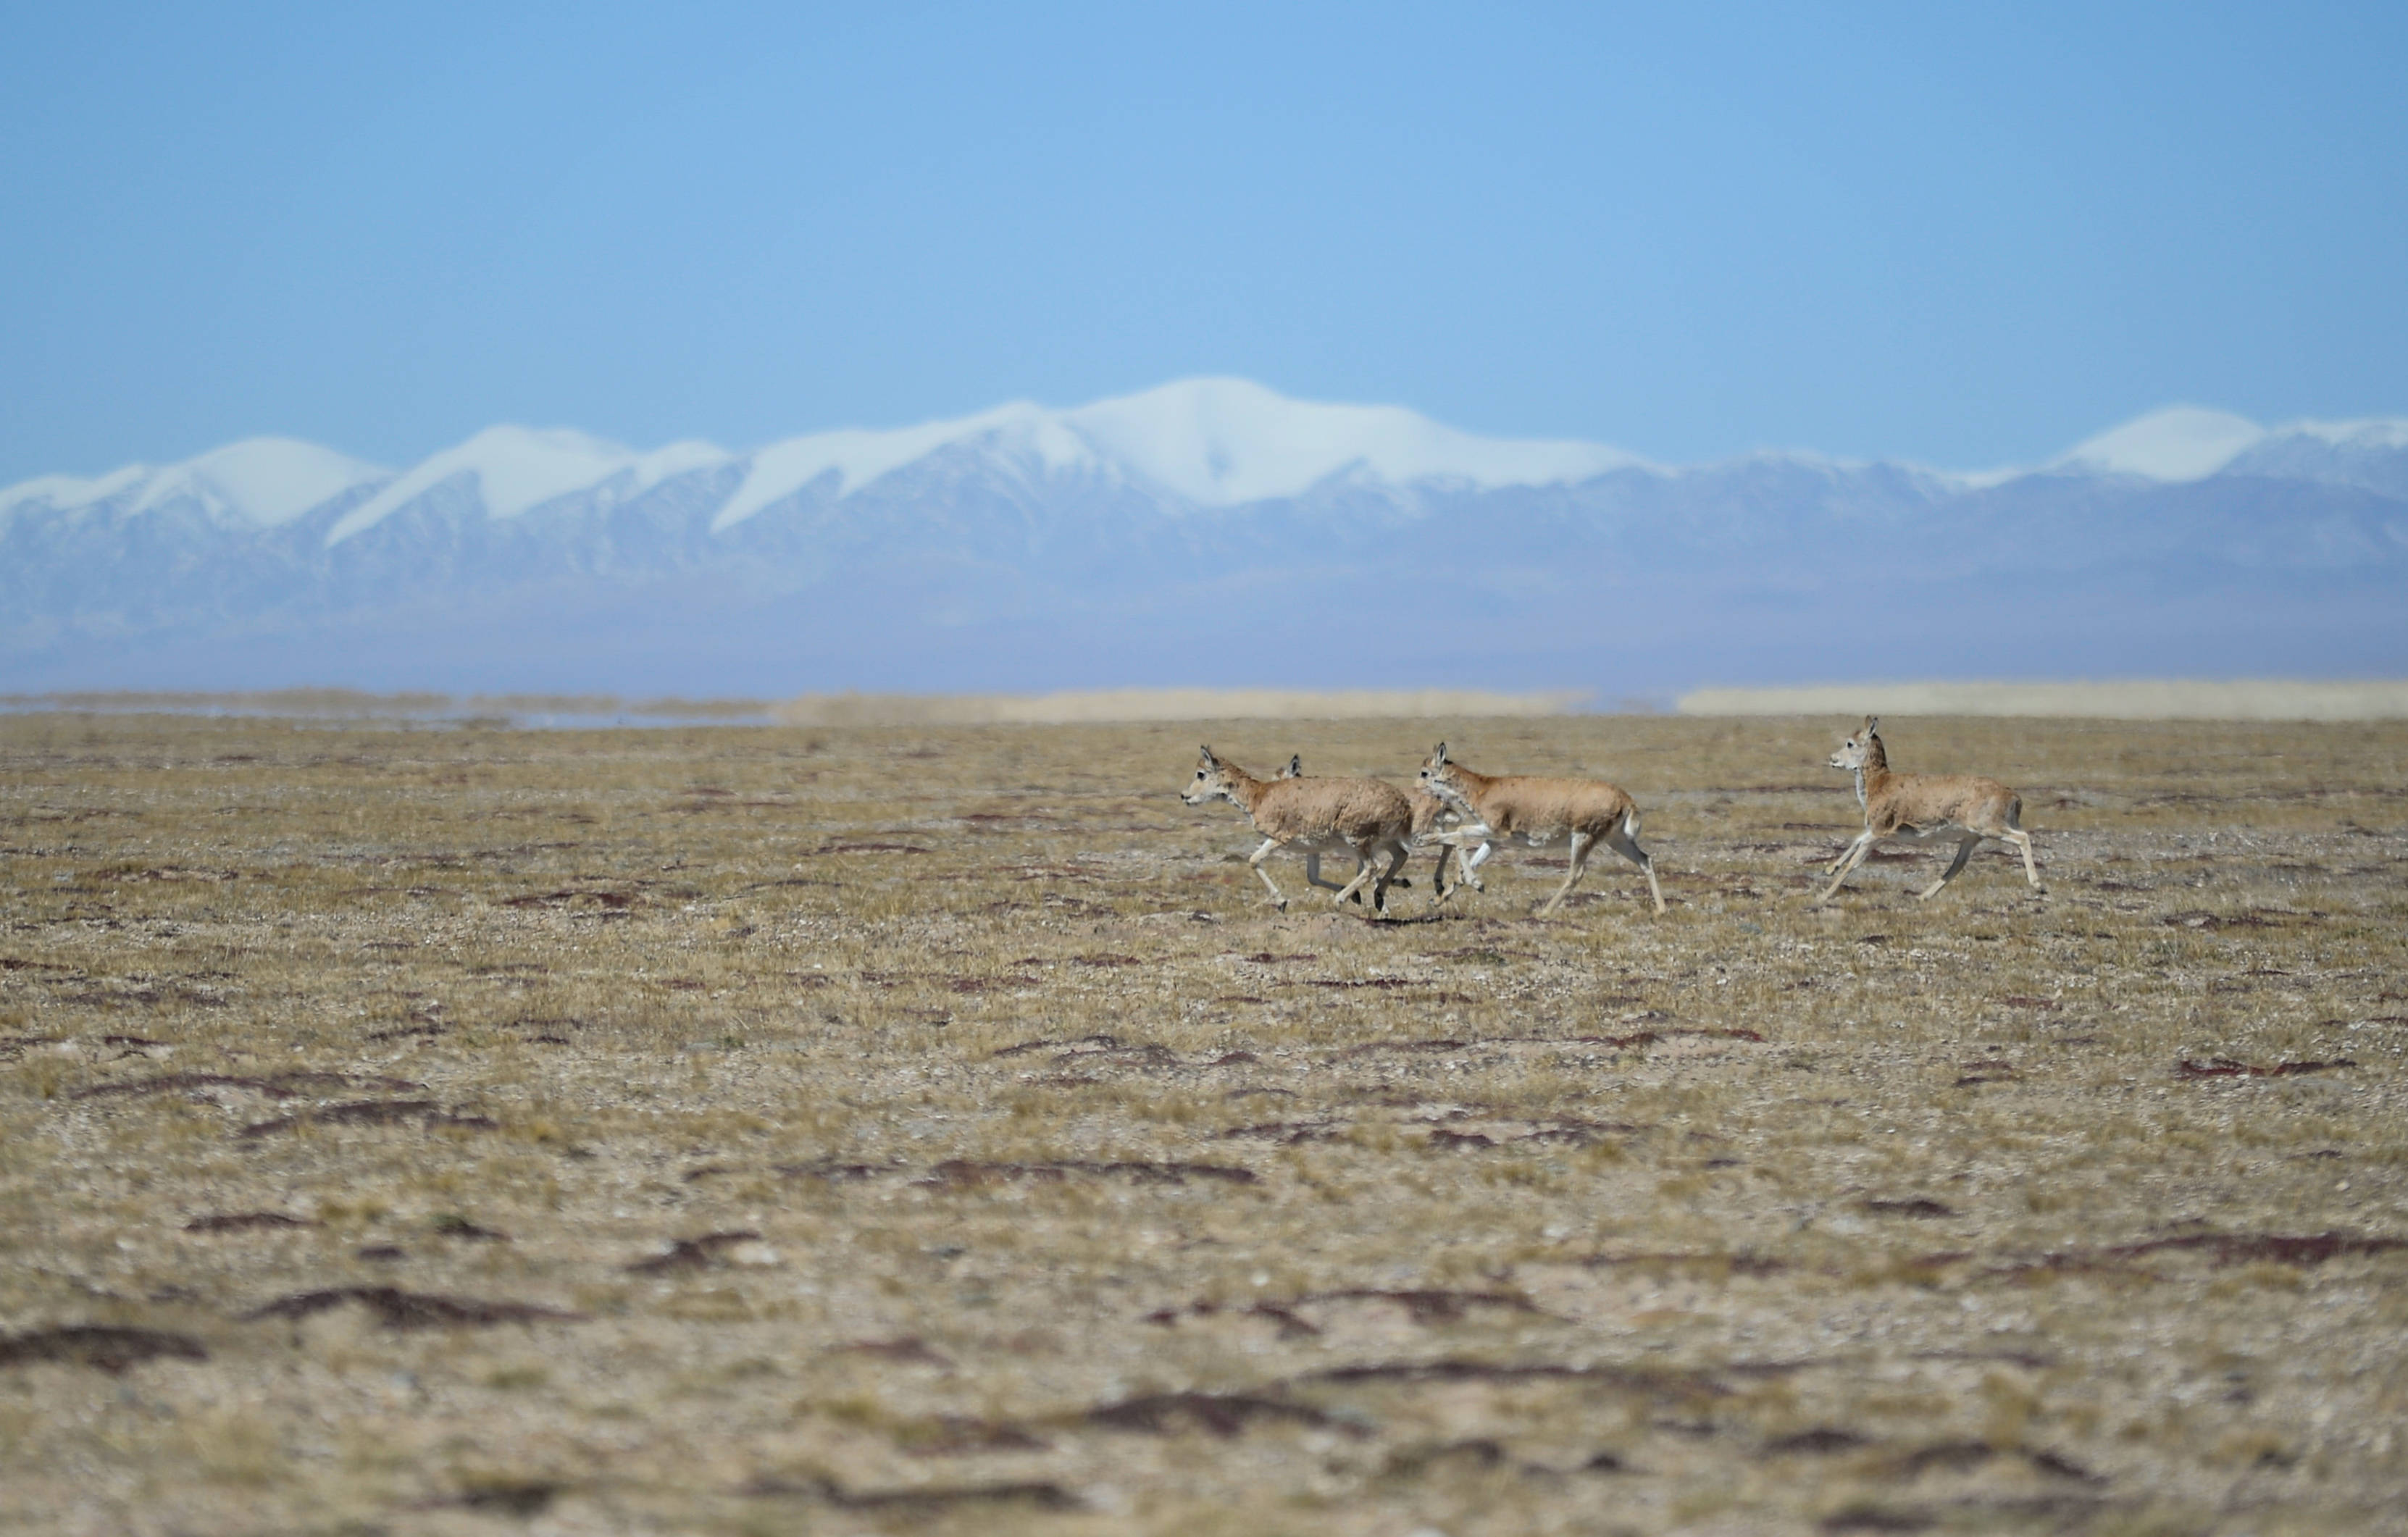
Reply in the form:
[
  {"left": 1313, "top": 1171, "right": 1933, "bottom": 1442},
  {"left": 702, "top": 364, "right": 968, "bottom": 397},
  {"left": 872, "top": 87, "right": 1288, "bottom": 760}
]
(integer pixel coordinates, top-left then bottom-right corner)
[{"left": 5, "top": 378, "right": 2403, "bottom": 695}]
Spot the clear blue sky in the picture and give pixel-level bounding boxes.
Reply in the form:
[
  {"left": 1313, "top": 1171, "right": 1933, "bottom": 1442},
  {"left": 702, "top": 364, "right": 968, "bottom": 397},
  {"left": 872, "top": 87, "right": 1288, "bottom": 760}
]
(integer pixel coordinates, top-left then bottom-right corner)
[{"left": 4, "top": 1, "right": 2402, "bottom": 483}]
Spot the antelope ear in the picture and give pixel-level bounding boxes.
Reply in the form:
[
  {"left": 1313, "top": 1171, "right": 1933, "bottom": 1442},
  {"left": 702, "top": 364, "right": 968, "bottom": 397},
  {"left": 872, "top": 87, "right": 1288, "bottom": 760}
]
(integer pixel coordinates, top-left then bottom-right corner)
[
  {"left": 1284, "top": 754, "right": 1301, "bottom": 778},
  {"left": 1431, "top": 742, "right": 1448, "bottom": 763},
  {"left": 1198, "top": 745, "right": 1217, "bottom": 765},
  {"left": 1865, "top": 716, "right": 1879, "bottom": 734}
]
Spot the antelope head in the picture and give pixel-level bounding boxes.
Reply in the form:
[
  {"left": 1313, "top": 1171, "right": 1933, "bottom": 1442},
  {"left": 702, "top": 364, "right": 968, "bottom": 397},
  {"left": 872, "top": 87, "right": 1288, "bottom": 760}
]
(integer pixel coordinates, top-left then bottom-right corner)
[
  {"left": 1182, "top": 746, "right": 1241, "bottom": 808},
  {"left": 1416, "top": 742, "right": 1473, "bottom": 813},
  {"left": 1826, "top": 717, "right": 1880, "bottom": 774}
]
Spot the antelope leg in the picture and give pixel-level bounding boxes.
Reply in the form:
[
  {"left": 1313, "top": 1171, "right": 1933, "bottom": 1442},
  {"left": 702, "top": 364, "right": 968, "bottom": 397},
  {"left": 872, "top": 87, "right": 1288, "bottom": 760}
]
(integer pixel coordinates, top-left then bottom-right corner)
[
  {"left": 2005, "top": 828, "right": 2044, "bottom": 891},
  {"left": 1537, "top": 830, "right": 1594, "bottom": 916},
  {"left": 1329, "top": 840, "right": 1378, "bottom": 908},
  {"left": 1374, "top": 838, "right": 1410, "bottom": 915},
  {"left": 1429, "top": 840, "right": 1458, "bottom": 905},
  {"left": 1812, "top": 832, "right": 1877, "bottom": 905},
  {"left": 1916, "top": 835, "right": 1979, "bottom": 900},
  {"left": 1247, "top": 837, "right": 1290, "bottom": 910},
  {"left": 1302, "top": 850, "right": 1350, "bottom": 895},
  {"left": 1607, "top": 829, "right": 1666, "bottom": 916},
  {"left": 1454, "top": 829, "right": 1494, "bottom": 890}
]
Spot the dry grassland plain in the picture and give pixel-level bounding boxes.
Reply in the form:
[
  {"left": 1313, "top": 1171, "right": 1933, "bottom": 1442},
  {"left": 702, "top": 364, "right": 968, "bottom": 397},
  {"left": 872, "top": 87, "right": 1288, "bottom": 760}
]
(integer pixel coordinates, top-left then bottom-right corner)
[{"left": 2, "top": 712, "right": 2405, "bottom": 1536}]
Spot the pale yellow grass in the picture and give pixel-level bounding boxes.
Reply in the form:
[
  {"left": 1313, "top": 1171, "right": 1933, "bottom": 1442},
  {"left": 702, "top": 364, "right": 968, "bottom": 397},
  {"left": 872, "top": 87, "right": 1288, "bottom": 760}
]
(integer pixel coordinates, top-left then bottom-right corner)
[{"left": 0, "top": 711, "right": 2404, "bottom": 1536}]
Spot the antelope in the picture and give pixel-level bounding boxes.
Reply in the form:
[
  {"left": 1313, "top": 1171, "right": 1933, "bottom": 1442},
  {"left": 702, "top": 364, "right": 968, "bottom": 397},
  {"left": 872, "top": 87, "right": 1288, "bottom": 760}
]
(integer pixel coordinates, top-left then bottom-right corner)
[
  {"left": 1283, "top": 753, "right": 1467, "bottom": 905},
  {"left": 1181, "top": 747, "right": 1414, "bottom": 915},
  {"left": 1416, "top": 743, "right": 1666, "bottom": 917},
  {"left": 1813, "top": 716, "right": 2042, "bottom": 905},
  {"left": 1278, "top": 751, "right": 1387, "bottom": 899}
]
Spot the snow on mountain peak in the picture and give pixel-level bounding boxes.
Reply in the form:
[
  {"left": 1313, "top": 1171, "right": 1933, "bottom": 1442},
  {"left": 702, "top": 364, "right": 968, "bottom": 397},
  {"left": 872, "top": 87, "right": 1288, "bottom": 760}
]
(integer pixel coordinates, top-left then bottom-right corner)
[
  {"left": 327, "top": 426, "right": 729, "bottom": 543},
  {"left": 711, "top": 402, "right": 1074, "bottom": 531},
  {"left": 708, "top": 377, "right": 1644, "bottom": 527},
  {"left": 2052, "top": 406, "right": 2266, "bottom": 482},
  {"left": 1063, "top": 377, "right": 1644, "bottom": 505},
  {"left": 0, "top": 464, "right": 151, "bottom": 514},
  {"left": 135, "top": 438, "right": 390, "bottom": 527},
  {"left": 0, "top": 438, "right": 386, "bottom": 528},
  {"left": 2277, "top": 416, "right": 2408, "bottom": 451}
]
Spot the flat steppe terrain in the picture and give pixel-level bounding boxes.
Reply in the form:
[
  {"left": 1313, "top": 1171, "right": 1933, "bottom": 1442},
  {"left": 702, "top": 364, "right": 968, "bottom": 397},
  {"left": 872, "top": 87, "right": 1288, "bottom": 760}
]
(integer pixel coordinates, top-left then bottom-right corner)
[{"left": 3, "top": 713, "right": 2404, "bottom": 1536}]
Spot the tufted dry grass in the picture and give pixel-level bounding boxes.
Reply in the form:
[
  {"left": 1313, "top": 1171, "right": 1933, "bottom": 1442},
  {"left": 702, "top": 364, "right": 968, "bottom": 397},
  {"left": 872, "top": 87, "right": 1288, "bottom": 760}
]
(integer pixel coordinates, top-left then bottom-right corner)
[{"left": 2, "top": 711, "right": 2405, "bottom": 1536}]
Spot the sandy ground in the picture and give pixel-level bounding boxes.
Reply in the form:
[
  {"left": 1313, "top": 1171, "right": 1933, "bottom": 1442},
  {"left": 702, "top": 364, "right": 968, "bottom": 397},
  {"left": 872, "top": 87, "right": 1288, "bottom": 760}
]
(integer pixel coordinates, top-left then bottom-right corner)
[
  {"left": 772, "top": 688, "right": 1589, "bottom": 725},
  {"left": 2, "top": 711, "right": 2404, "bottom": 1536},
  {"left": 1679, "top": 682, "right": 2408, "bottom": 721}
]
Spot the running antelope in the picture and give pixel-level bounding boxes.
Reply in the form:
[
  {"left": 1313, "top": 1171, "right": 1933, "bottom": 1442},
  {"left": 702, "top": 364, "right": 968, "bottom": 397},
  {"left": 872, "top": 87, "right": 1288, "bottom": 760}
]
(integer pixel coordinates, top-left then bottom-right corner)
[
  {"left": 1416, "top": 743, "right": 1666, "bottom": 917},
  {"left": 1277, "top": 751, "right": 1392, "bottom": 900},
  {"left": 1284, "top": 753, "right": 1468, "bottom": 904},
  {"left": 1181, "top": 747, "right": 1414, "bottom": 914},
  {"left": 1813, "top": 717, "right": 2042, "bottom": 905}
]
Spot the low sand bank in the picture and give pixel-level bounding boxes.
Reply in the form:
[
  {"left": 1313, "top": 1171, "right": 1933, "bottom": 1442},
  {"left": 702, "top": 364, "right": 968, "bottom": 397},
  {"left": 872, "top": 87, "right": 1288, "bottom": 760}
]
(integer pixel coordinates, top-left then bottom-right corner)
[
  {"left": 772, "top": 687, "right": 1589, "bottom": 725},
  {"left": 1678, "top": 679, "right": 2408, "bottom": 720}
]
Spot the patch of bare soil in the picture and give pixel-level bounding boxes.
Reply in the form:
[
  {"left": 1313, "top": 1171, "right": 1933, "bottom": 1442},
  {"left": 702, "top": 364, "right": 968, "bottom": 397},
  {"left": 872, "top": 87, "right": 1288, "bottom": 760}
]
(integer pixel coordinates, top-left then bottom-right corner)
[
  {"left": 235, "top": 1100, "right": 499, "bottom": 1137},
  {"left": 1084, "top": 1390, "right": 1347, "bottom": 1437},
  {"left": 624, "top": 1229, "right": 761, "bottom": 1273},
  {"left": 921, "top": 1158, "right": 1258, "bottom": 1186},
  {"left": 183, "top": 1211, "right": 317, "bottom": 1233},
  {"left": 0, "top": 1324, "right": 207, "bottom": 1373},
  {"left": 241, "top": 1287, "right": 583, "bottom": 1329},
  {"left": 2175, "top": 1055, "right": 2356, "bottom": 1079},
  {"left": 70, "top": 1070, "right": 419, "bottom": 1101},
  {"left": 744, "top": 1473, "right": 1083, "bottom": 1511}
]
